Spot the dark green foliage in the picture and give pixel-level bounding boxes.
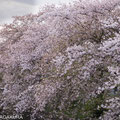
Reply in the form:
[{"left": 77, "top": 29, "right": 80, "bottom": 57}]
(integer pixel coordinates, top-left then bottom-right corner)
[
  {"left": 44, "top": 91, "right": 108, "bottom": 120},
  {"left": 0, "top": 73, "right": 3, "bottom": 82},
  {"left": 62, "top": 92, "right": 108, "bottom": 119}
]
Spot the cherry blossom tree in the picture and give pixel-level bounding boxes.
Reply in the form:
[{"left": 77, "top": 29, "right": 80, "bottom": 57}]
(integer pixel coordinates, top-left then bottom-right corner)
[{"left": 0, "top": 0, "right": 120, "bottom": 120}]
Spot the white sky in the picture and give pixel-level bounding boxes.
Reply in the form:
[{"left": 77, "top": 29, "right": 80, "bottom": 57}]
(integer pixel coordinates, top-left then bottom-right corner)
[
  {"left": 0, "top": 0, "right": 74, "bottom": 24},
  {"left": 0, "top": 0, "right": 102, "bottom": 24}
]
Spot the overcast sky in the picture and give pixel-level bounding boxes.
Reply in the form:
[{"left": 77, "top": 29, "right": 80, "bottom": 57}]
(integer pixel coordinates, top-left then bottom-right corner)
[{"left": 0, "top": 0, "right": 73, "bottom": 24}]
